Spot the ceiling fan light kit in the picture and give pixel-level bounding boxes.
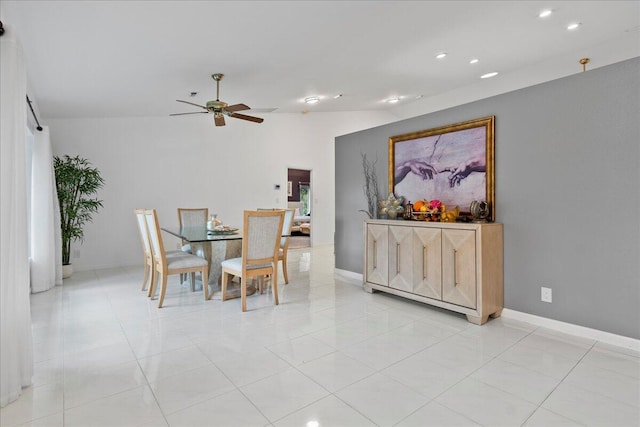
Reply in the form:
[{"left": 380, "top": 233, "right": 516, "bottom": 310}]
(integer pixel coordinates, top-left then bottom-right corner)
[{"left": 171, "top": 73, "right": 264, "bottom": 126}]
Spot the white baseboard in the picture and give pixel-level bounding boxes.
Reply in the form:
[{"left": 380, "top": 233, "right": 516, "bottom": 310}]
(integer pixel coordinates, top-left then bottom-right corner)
[
  {"left": 72, "top": 262, "right": 139, "bottom": 273},
  {"left": 334, "top": 269, "right": 363, "bottom": 283},
  {"left": 502, "top": 309, "right": 640, "bottom": 352},
  {"left": 333, "top": 270, "right": 639, "bottom": 351}
]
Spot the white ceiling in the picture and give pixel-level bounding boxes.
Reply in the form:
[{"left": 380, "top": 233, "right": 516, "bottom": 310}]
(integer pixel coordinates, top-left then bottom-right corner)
[{"left": 2, "top": 1, "right": 638, "bottom": 120}]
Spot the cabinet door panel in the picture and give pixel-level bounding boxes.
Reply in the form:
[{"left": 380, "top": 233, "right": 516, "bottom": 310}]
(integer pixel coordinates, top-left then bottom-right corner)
[
  {"left": 412, "top": 228, "right": 442, "bottom": 299},
  {"left": 389, "top": 226, "right": 412, "bottom": 292},
  {"left": 442, "top": 229, "right": 476, "bottom": 309},
  {"left": 366, "top": 224, "right": 388, "bottom": 286}
]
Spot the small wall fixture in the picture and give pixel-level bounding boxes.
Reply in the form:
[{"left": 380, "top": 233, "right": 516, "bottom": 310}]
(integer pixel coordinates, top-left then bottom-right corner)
[{"left": 304, "top": 96, "right": 320, "bottom": 104}]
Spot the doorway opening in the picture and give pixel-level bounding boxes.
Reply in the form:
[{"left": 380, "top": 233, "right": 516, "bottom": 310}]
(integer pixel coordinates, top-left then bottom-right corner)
[{"left": 287, "top": 168, "right": 311, "bottom": 248}]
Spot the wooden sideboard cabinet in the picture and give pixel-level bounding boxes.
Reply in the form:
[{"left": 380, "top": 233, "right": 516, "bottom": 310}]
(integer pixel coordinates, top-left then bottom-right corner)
[{"left": 364, "top": 219, "right": 503, "bottom": 325}]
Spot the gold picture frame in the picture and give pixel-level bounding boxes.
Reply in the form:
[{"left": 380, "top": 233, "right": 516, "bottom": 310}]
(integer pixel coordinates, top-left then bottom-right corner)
[{"left": 389, "top": 116, "right": 495, "bottom": 221}]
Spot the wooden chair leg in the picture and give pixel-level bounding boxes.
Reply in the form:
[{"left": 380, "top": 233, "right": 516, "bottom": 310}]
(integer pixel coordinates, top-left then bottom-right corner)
[
  {"left": 221, "top": 271, "right": 229, "bottom": 301},
  {"left": 282, "top": 257, "right": 289, "bottom": 284},
  {"left": 203, "top": 268, "right": 210, "bottom": 300},
  {"left": 190, "top": 272, "right": 196, "bottom": 292},
  {"left": 272, "top": 268, "right": 279, "bottom": 306},
  {"left": 241, "top": 275, "right": 247, "bottom": 312},
  {"left": 141, "top": 264, "right": 150, "bottom": 291},
  {"left": 148, "top": 268, "right": 158, "bottom": 298},
  {"left": 158, "top": 274, "right": 168, "bottom": 308}
]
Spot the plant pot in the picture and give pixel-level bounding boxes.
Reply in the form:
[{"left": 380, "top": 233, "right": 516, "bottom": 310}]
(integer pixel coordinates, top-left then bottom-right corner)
[{"left": 62, "top": 264, "right": 73, "bottom": 279}]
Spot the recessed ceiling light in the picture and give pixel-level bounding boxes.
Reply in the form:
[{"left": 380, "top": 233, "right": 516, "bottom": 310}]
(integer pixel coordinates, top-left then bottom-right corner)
[
  {"left": 480, "top": 72, "right": 499, "bottom": 79},
  {"left": 567, "top": 22, "right": 581, "bottom": 30},
  {"left": 436, "top": 52, "right": 447, "bottom": 59},
  {"left": 469, "top": 58, "right": 479, "bottom": 64},
  {"left": 386, "top": 97, "right": 400, "bottom": 104},
  {"left": 539, "top": 9, "right": 552, "bottom": 18},
  {"left": 304, "top": 96, "right": 320, "bottom": 104},
  {"left": 333, "top": 94, "right": 343, "bottom": 99}
]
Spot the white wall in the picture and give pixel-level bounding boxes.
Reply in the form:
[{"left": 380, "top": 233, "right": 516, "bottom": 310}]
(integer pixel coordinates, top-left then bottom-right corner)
[{"left": 47, "top": 111, "right": 393, "bottom": 271}]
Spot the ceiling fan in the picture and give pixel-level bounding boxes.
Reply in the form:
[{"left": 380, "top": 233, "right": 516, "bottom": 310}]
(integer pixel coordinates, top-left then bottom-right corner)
[{"left": 170, "top": 73, "right": 264, "bottom": 126}]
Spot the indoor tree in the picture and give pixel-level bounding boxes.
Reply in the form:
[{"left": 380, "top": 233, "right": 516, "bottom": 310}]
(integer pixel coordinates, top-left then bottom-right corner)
[{"left": 54, "top": 155, "right": 105, "bottom": 266}]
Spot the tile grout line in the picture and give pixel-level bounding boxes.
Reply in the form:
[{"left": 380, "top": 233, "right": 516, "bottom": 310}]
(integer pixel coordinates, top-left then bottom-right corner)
[{"left": 519, "top": 339, "right": 598, "bottom": 426}]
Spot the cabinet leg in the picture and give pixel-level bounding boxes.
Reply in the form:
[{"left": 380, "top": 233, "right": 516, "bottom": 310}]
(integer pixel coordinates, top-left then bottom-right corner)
[
  {"left": 466, "top": 314, "right": 489, "bottom": 325},
  {"left": 490, "top": 309, "right": 503, "bottom": 319},
  {"left": 363, "top": 283, "right": 376, "bottom": 294}
]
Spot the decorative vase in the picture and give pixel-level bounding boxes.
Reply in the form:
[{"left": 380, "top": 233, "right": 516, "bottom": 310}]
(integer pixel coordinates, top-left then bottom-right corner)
[
  {"left": 62, "top": 264, "right": 73, "bottom": 279},
  {"left": 207, "top": 214, "right": 222, "bottom": 230}
]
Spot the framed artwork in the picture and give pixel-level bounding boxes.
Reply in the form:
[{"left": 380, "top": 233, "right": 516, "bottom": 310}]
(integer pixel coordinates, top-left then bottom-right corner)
[
  {"left": 389, "top": 116, "right": 495, "bottom": 221},
  {"left": 287, "top": 181, "right": 293, "bottom": 197}
]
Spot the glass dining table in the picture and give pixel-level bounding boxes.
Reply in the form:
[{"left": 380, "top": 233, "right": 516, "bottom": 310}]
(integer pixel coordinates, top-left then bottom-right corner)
[{"left": 161, "top": 225, "right": 247, "bottom": 300}]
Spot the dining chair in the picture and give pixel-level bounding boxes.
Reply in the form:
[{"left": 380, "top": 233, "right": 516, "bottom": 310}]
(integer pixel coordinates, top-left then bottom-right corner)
[
  {"left": 177, "top": 207, "right": 208, "bottom": 289},
  {"left": 220, "top": 210, "right": 284, "bottom": 312},
  {"left": 144, "top": 209, "right": 209, "bottom": 307},
  {"left": 178, "top": 207, "right": 209, "bottom": 229},
  {"left": 256, "top": 208, "right": 294, "bottom": 284},
  {"left": 135, "top": 209, "right": 187, "bottom": 297},
  {"left": 278, "top": 209, "right": 295, "bottom": 284},
  {"left": 134, "top": 209, "right": 154, "bottom": 293}
]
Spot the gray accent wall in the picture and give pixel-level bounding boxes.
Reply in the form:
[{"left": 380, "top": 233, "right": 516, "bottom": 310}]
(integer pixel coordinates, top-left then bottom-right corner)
[{"left": 335, "top": 58, "right": 639, "bottom": 339}]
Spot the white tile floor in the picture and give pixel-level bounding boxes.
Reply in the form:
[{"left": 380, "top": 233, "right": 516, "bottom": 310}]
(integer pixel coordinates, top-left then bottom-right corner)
[{"left": 2, "top": 245, "right": 639, "bottom": 427}]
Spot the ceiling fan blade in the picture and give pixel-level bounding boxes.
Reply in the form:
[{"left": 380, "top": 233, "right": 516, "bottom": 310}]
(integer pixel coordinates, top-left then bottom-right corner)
[
  {"left": 214, "top": 115, "right": 226, "bottom": 126},
  {"left": 225, "top": 103, "right": 250, "bottom": 113},
  {"left": 176, "top": 99, "right": 208, "bottom": 110},
  {"left": 229, "top": 113, "right": 264, "bottom": 124},
  {"left": 170, "top": 111, "right": 209, "bottom": 116}
]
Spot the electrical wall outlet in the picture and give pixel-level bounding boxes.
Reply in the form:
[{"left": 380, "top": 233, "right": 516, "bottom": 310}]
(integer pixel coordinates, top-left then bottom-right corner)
[{"left": 541, "top": 286, "right": 552, "bottom": 303}]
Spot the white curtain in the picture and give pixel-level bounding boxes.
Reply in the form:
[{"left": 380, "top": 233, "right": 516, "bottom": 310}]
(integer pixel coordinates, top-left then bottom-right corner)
[
  {"left": 30, "top": 126, "right": 63, "bottom": 292},
  {"left": 0, "top": 27, "right": 34, "bottom": 407}
]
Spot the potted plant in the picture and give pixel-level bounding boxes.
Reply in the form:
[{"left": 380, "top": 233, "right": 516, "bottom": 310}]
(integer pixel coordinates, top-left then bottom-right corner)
[{"left": 54, "top": 155, "right": 105, "bottom": 278}]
